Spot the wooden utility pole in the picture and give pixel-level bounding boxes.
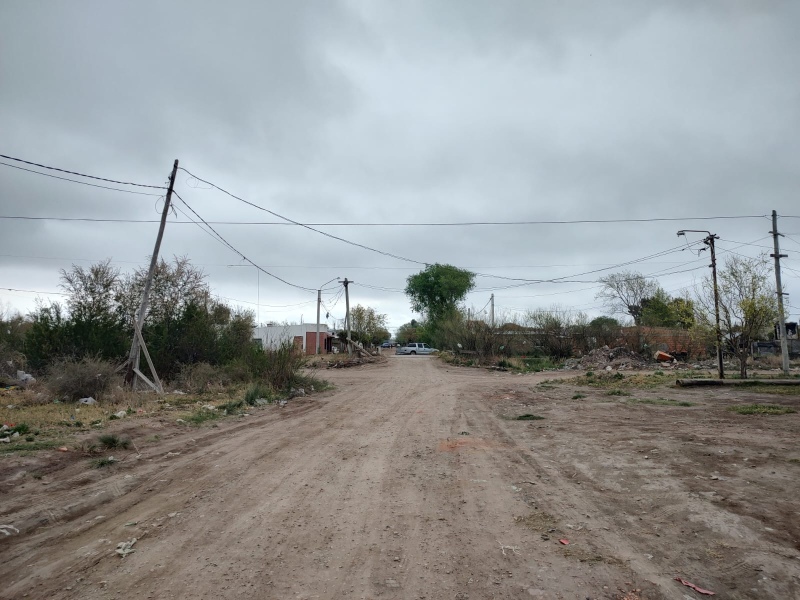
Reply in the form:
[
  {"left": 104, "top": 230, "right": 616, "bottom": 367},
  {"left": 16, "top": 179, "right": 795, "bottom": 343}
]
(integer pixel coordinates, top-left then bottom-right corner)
[
  {"left": 771, "top": 210, "right": 790, "bottom": 376},
  {"left": 340, "top": 278, "right": 352, "bottom": 356},
  {"left": 678, "top": 229, "right": 724, "bottom": 379},
  {"left": 490, "top": 293, "right": 495, "bottom": 328},
  {"left": 124, "top": 159, "right": 179, "bottom": 390}
]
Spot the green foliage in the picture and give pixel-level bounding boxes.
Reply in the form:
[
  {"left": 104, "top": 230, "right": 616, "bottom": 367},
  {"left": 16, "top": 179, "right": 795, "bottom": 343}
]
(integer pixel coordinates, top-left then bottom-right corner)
[
  {"left": 640, "top": 289, "right": 695, "bottom": 329},
  {"left": 185, "top": 407, "right": 223, "bottom": 425},
  {"left": 91, "top": 456, "right": 118, "bottom": 468},
  {"left": 606, "top": 389, "right": 631, "bottom": 396},
  {"left": 587, "top": 316, "right": 621, "bottom": 348},
  {"left": 45, "top": 356, "right": 119, "bottom": 401},
  {"left": 728, "top": 404, "right": 795, "bottom": 415},
  {"left": 348, "top": 305, "right": 389, "bottom": 347},
  {"left": 405, "top": 264, "right": 475, "bottom": 324},
  {"left": 244, "top": 382, "right": 273, "bottom": 405},
  {"left": 627, "top": 398, "right": 694, "bottom": 406},
  {"left": 571, "top": 393, "right": 586, "bottom": 400},
  {"left": 696, "top": 255, "right": 778, "bottom": 379},
  {"left": 98, "top": 434, "right": 130, "bottom": 449}
]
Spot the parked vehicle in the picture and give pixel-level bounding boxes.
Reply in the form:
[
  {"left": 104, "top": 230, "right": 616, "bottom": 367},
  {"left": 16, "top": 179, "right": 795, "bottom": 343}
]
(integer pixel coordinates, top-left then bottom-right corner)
[
  {"left": 381, "top": 342, "right": 392, "bottom": 348},
  {"left": 396, "top": 342, "right": 437, "bottom": 355}
]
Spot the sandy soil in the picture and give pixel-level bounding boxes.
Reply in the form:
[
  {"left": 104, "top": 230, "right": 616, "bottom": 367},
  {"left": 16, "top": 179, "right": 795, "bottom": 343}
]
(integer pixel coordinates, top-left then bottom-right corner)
[{"left": 1, "top": 357, "right": 799, "bottom": 599}]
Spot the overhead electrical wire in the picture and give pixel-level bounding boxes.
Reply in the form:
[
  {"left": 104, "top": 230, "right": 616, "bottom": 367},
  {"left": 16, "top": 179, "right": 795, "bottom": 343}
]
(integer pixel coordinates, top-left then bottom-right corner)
[
  {"left": 171, "top": 191, "right": 316, "bottom": 293},
  {"left": 178, "top": 166, "right": 428, "bottom": 266},
  {"left": 0, "top": 214, "right": 776, "bottom": 226},
  {"left": 0, "top": 153, "right": 168, "bottom": 189},
  {"left": 0, "top": 162, "right": 165, "bottom": 196}
]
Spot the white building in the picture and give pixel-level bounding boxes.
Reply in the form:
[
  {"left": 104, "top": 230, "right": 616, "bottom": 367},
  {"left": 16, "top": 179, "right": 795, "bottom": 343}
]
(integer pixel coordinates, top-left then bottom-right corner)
[{"left": 252, "top": 323, "right": 332, "bottom": 355}]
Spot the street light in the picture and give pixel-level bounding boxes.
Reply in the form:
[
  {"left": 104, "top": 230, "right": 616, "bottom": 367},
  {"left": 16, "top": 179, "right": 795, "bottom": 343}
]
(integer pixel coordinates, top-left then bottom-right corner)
[
  {"left": 316, "top": 277, "right": 340, "bottom": 354},
  {"left": 677, "top": 230, "right": 724, "bottom": 379}
]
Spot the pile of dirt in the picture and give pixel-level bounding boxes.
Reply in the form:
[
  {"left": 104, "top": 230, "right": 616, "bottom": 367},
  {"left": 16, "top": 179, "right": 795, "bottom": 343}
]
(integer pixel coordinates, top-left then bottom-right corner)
[{"left": 565, "top": 346, "right": 650, "bottom": 371}]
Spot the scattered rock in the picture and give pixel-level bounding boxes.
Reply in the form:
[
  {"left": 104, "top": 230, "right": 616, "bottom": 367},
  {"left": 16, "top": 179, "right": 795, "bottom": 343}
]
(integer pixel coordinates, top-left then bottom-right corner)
[
  {"left": 114, "top": 410, "right": 127, "bottom": 419},
  {"left": 115, "top": 538, "right": 137, "bottom": 558},
  {"left": 78, "top": 397, "right": 97, "bottom": 405}
]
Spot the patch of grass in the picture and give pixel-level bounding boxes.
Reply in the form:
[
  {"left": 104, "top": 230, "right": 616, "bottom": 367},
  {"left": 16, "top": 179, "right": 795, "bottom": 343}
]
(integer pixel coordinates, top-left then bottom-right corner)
[
  {"left": 0, "top": 438, "right": 64, "bottom": 454},
  {"left": 571, "top": 393, "right": 586, "bottom": 400},
  {"left": 516, "top": 414, "right": 545, "bottom": 420},
  {"left": 606, "top": 389, "right": 631, "bottom": 396},
  {"left": 91, "top": 456, "right": 118, "bottom": 468},
  {"left": 585, "top": 371, "right": 594, "bottom": 377},
  {"left": 184, "top": 408, "right": 222, "bottom": 425},
  {"left": 97, "top": 433, "right": 130, "bottom": 450},
  {"left": 738, "top": 385, "right": 800, "bottom": 397},
  {"left": 514, "top": 510, "right": 556, "bottom": 532},
  {"left": 243, "top": 382, "right": 273, "bottom": 406},
  {"left": 788, "top": 458, "right": 800, "bottom": 464},
  {"left": 628, "top": 398, "right": 694, "bottom": 407},
  {"left": 6, "top": 423, "right": 30, "bottom": 435},
  {"left": 728, "top": 404, "right": 796, "bottom": 415}
]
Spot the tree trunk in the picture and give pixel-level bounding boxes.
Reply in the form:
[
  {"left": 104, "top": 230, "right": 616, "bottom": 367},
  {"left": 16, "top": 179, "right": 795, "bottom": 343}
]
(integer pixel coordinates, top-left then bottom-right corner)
[{"left": 738, "top": 349, "right": 748, "bottom": 379}]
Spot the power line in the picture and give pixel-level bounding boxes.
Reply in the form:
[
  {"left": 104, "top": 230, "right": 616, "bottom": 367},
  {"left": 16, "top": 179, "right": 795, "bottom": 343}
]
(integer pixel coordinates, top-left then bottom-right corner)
[
  {"left": 171, "top": 191, "right": 316, "bottom": 293},
  {"left": 0, "top": 154, "right": 168, "bottom": 189},
  {"left": 0, "top": 162, "right": 165, "bottom": 196},
  {"left": 0, "top": 287, "right": 67, "bottom": 296},
  {"left": 0, "top": 213, "right": 775, "bottom": 226},
  {"left": 178, "top": 166, "right": 428, "bottom": 266}
]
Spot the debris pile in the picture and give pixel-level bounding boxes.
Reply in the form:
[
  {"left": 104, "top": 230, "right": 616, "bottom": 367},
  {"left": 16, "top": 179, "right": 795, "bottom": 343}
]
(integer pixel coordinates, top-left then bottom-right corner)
[{"left": 564, "top": 346, "right": 650, "bottom": 371}]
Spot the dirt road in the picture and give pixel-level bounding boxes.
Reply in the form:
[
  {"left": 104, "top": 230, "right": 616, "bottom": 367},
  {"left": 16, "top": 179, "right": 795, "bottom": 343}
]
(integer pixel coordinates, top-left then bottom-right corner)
[{"left": 1, "top": 357, "right": 798, "bottom": 599}]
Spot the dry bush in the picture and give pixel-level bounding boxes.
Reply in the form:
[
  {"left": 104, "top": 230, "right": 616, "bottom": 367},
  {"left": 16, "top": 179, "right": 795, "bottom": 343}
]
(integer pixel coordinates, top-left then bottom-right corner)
[
  {"left": 174, "top": 362, "right": 232, "bottom": 394},
  {"left": 45, "top": 357, "right": 120, "bottom": 401}
]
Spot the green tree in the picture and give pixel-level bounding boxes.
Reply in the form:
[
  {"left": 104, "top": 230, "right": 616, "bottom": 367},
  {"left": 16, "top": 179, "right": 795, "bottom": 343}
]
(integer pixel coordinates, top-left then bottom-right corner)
[
  {"left": 395, "top": 319, "right": 422, "bottom": 345},
  {"left": 405, "top": 264, "right": 475, "bottom": 343},
  {"left": 695, "top": 255, "right": 777, "bottom": 378},
  {"left": 587, "top": 316, "right": 621, "bottom": 348},
  {"left": 348, "top": 304, "right": 389, "bottom": 347}
]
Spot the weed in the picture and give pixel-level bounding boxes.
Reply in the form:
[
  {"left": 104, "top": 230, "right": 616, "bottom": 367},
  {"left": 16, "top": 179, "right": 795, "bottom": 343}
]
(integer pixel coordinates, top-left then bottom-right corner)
[
  {"left": 0, "top": 439, "right": 64, "bottom": 454},
  {"left": 613, "top": 372, "right": 624, "bottom": 380},
  {"left": 585, "top": 371, "right": 594, "bottom": 377},
  {"left": 91, "top": 456, "right": 117, "bottom": 468},
  {"left": 654, "top": 370, "right": 664, "bottom": 376},
  {"left": 728, "top": 404, "right": 796, "bottom": 415},
  {"left": 6, "top": 423, "right": 30, "bottom": 435},
  {"left": 243, "top": 382, "right": 273, "bottom": 406},
  {"left": 98, "top": 434, "right": 130, "bottom": 450},
  {"left": 571, "top": 394, "right": 586, "bottom": 400},
  {"left": 516, "top": 414, "right": 545, "bottom": 420},
  {"left": 30, "top": 471, "right": 43, "bottom": 479},
  {"left": 25, "top": 435, "right": 34, "bottom": 442},
  {"left": 45, "top": 356, "right": 119, "bottom": 401},
  {"left": 627, "top": 398, "right": 694, "bottom": 407},
  {"left": 220, "top": 398, "right": 246, "bottom": 413},
  {"left": 606, "top": 389, "right": 631, "bottom": 396},
  {"left": 788, "top": 458, "right": 800, "bottom": 464},
  {"left": 185, "top": 408, "right": 222, "bottom": 425}
]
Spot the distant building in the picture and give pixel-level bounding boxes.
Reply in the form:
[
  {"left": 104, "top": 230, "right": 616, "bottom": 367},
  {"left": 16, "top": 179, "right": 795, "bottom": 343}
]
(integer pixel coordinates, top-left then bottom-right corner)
[{"left": 252, "top": 323, "right": 332, "bottom": 355}]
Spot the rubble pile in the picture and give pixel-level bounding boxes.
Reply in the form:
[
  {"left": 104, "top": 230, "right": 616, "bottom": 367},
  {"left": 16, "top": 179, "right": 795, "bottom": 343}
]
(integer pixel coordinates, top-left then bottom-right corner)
[{"left": 564, "top": 346, "right": 650, "bottom": 371}]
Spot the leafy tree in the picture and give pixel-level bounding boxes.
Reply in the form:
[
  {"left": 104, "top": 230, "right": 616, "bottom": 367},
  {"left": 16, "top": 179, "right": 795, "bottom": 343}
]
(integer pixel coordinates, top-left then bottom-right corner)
[
  {"left": 695, "top": 255, "right": 777, "bottom": 378},
  {"left": 348, "top": 304, "right": 388, "bottom": 347},
  {"left": 405, "top": 264, "right": 475, "bottom": 346},
  {"left": 596, "top": 271, "right": 660, "bottom": 325},
  {"left": 395, "top": 320, "right": 422, "bottom": 345},
  {"left": 587, "top": 316, "right": 621, "bottom": 348}
]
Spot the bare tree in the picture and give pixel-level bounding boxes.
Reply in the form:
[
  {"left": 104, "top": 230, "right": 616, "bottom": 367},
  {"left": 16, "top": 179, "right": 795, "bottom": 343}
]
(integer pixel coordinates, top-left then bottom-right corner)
[
  {"left": 596, "top": 271, "right": 660, "bottom": 325},
  {"left": 695, "top": 255, "right": 777, "bottom": 378}
]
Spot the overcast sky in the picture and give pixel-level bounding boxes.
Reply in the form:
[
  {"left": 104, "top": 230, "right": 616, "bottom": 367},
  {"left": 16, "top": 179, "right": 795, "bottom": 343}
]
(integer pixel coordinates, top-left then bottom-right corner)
[{"left": 2, "top": 1, "right": 799, "bottom": 334}]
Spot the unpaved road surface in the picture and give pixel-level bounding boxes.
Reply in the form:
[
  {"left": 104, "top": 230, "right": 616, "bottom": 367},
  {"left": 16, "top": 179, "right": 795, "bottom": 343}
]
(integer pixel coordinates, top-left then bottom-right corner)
[{"left": 1, "top": 357, "right": 799, "bottom": 599}]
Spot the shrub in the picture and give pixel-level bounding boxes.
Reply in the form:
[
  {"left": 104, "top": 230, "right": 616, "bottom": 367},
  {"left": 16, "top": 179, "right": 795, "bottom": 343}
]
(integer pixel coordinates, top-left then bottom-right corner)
[
  {"left": 249, "top": 340, "right": 307, "bottom": 391},
  {"left": 97, "top": 434, "right": 130, "bottom": 449},
  {"left": 174, "top": 362, "right": 231, "bottom": 394},
  {"left": 45, "top": 356, "right": 119, "bottom": 401},
  {"left": 244, "top": 382, "right": 273, "bottom": 406}
]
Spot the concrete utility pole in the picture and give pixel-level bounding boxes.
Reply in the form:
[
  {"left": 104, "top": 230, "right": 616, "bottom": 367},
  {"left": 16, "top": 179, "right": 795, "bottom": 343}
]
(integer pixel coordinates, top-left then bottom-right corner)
[
  {"left": 771, "top": 210, "right": 790, "bottom": 376},
  {"left": 490, "top": 293, "right": 495, "bottom": 328},
  {"left": 678, "top": 230, "right": 724, "bottom": 380},
  {"left": 339, "top": 278, "right": 352, "bottom": 356},
  {"left": 316, "top": 277, "right": 339, "bottom": 355},
  {"left": 125, "top": 159, "right": 178, "bottom": 390}
]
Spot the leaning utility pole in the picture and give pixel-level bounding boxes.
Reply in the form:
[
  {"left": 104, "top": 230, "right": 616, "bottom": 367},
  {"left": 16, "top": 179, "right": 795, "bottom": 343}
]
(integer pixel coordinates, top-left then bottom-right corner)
[
  {"left": 490, "top": 293, "right": 495, "bottom": 328},
  {"left": 340, "top": 278, "right": 352, "bottom": 356},
  {"left": 124, "top": 159, "right": 179, "bottom": 391},
  {"left": 771, "top": 210, "right": 790, "bottom": 375}
]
